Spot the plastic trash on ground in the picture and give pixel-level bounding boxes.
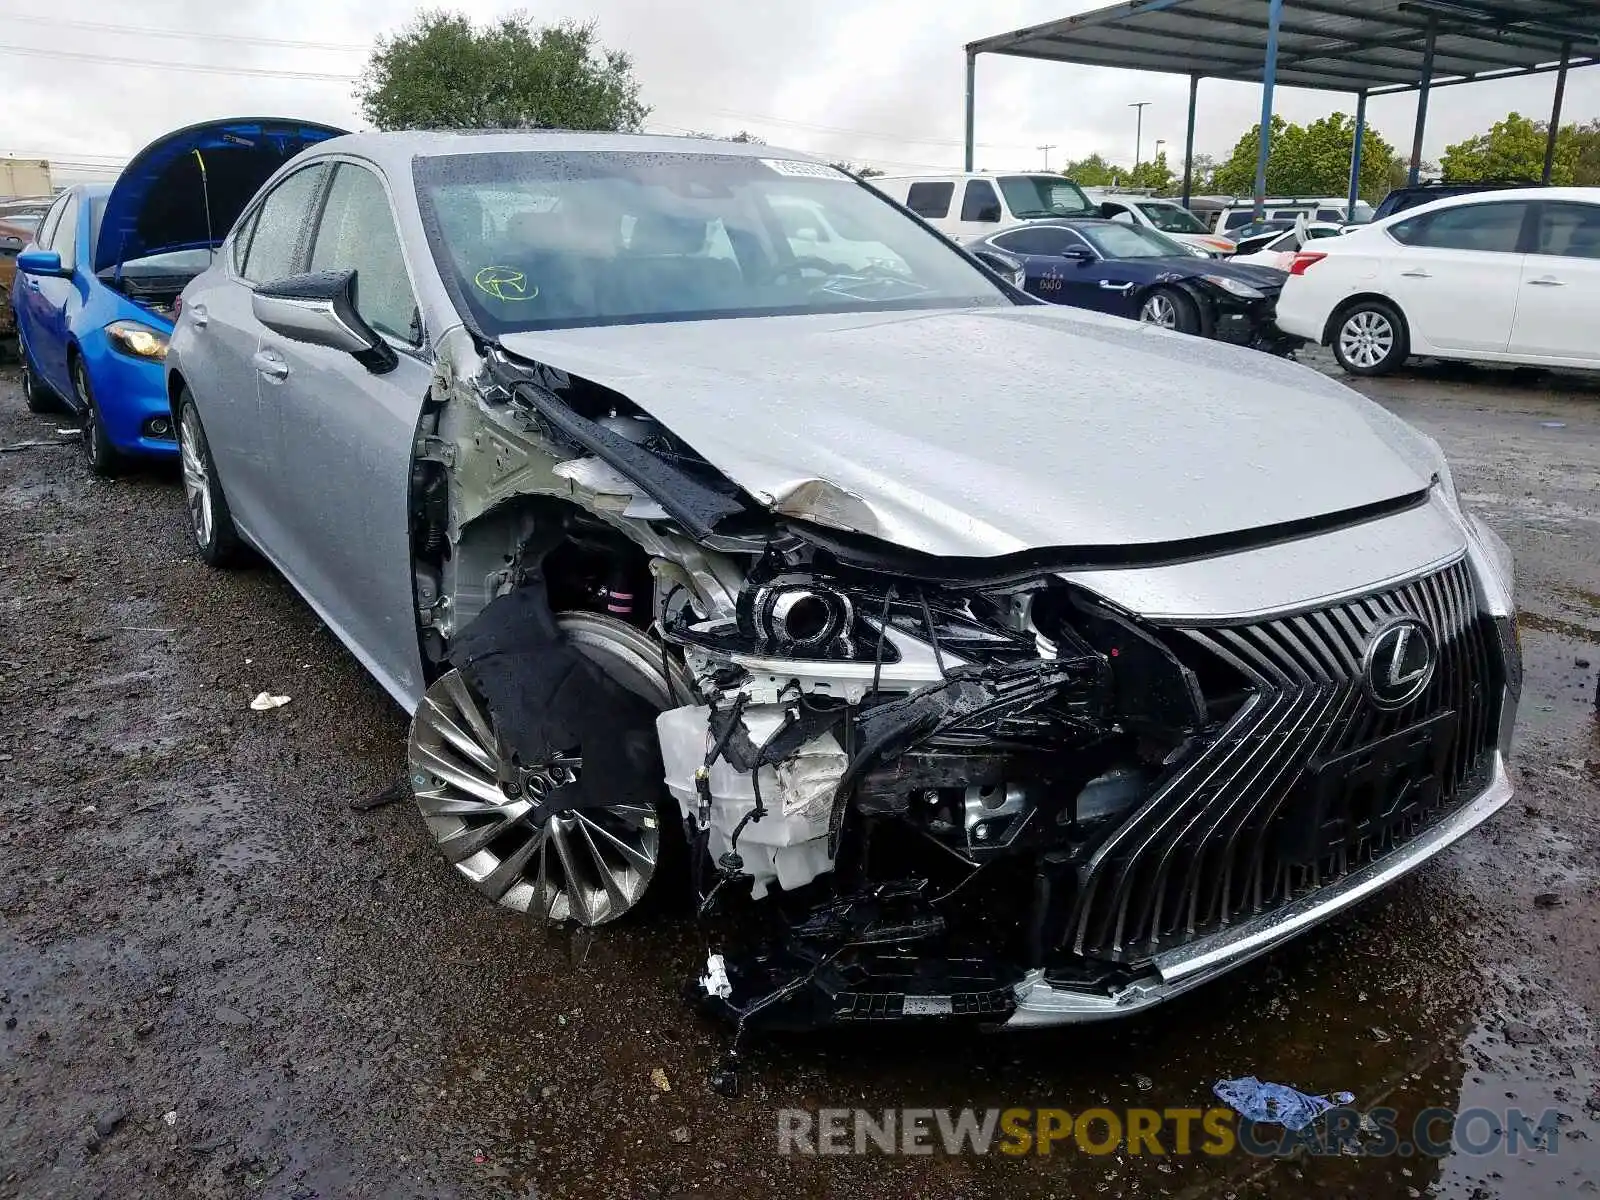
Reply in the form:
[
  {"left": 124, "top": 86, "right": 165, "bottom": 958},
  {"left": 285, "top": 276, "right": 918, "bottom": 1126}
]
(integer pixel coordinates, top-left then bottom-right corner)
[
  {"left": 249, "top": 692, "right": 291, "bottom": 711},
  {"left": 1213, "top": 1076, "right": 1356, "bottom": 1131}
]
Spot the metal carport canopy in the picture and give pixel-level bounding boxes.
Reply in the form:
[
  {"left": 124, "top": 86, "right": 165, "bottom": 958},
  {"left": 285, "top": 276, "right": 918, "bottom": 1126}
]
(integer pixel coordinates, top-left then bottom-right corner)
[{"left": 963, "top": 0, "right": 1600, "bottom": 212}]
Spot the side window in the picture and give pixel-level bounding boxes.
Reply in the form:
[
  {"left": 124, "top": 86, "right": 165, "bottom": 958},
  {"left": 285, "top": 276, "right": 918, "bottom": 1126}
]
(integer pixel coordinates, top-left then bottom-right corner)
[
  {"left": 1224, "top": 210, "right": 1254, "bottom": 232},
  {"left": 1392, "top": 202, "right": 1528, "bottom": 253},
  {"left": 1532, "top": 202, "right": 1600, "bottom": 260},
  {"left": 35, "top": 193, "right": 69, "bottom": 251},
  {"left": 961, "top": 180, "right": 1001, "bottom": 223},
  {"left": 309, "top": 163, "right": 420, "bottom": 344},
  {"left": 48, "top": 193, "right": 79, "bottom": 269},
  {"left": 994, "top": 227, "right": 1068, "bottom": 256},
  {"left": 230, "top": 204, "right": 262, "bottom": 275},
  {"left": 905, "top": 182, "right": 953, "bottom": 219},
  {"left": 1316, "top": 208, "right": 1342, "bottom": 222},
  {"left": 241, "top": 164, "right": 330, "bottom": 284}
]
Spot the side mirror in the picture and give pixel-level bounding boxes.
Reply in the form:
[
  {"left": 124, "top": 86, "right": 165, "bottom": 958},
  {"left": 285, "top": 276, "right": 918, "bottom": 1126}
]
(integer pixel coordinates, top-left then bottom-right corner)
[
  {"left": 970, "top": 248, "right": 1025, "bottom": 289},
  {"left": 1060, "top": 246, "right": 1094, "bottom": 264},
  {"left": 252, "top": 269, "right": 397, "bottom": 375},
  {"left": 17, "top": 249, "right": 67, "bottom": 277}
]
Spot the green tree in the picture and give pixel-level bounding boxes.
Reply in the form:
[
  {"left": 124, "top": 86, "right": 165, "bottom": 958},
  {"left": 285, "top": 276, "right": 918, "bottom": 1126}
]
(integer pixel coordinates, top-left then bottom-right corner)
[
  {"left": 1060, "top": 153, "right": 1119, "bottom": 187},
  {"left": 1441, "top": 112, "right": 1574, "bottom": 184},
  {"left": 1125, "top": 151, "right": 1175, "bottom": 194},
  {"left": 1570, "top": 119, "right": 1600, "bottom": 186},
  {"left": 1212, "top": 113, "right": 1396, "bottom": 199},
  {"left": 357, "top": 10, "right": 648, "bottom": 132},
  {"left": 829, "top": 161, "right": 885, "bottom": 178}
]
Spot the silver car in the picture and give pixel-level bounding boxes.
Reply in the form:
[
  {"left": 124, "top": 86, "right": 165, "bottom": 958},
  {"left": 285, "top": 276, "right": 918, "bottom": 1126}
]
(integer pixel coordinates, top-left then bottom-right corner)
[{"left": 165, "top": 132, "right": 1520, "bottom": 1045}]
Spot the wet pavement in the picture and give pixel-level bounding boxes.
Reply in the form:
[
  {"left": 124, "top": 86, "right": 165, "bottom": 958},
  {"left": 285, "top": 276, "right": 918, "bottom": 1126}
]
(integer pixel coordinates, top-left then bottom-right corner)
[{"left": 0, "top": 351, "right": 1596, "bottom": 1199}]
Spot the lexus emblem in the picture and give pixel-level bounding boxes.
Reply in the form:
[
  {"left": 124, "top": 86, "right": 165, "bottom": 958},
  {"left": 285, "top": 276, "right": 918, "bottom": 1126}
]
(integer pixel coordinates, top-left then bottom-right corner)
[{"left": 1361, "top": 616, "right": 1437, "bottom": 710}]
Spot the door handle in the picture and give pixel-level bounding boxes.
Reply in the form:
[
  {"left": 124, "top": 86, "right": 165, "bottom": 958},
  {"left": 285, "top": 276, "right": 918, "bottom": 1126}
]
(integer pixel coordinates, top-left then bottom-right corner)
[
  {"left": 252, "top": 349, "right": 289, "bottom": 382},
  {"left": 1399, "top": 269, "right": 1432, "bottom": 278},
  {"left": 1527, "top": 277, "right": 1564, "bottom": 287},
  {"left": 1098, "top": 280, "right": 1135, "bottom": 291}
]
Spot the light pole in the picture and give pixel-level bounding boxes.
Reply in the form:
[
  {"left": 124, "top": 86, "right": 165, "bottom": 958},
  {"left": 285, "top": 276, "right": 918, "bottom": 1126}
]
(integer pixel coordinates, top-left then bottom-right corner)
[
  {"left": 1154, "top": 138, "right": 1165, "bottom": 163},
  {"left": 1037, "top": 143, "right": 1057, "bottom": 171},
  {"left": 1130, "top": 101, "right": 1151, "bottom": 167}
]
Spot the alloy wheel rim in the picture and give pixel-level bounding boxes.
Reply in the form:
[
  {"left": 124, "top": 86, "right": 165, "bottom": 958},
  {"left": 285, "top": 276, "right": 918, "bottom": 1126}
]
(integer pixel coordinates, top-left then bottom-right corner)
[
  {"left": 1340, "top": 310, "right": 1394, "bottom": 369},
  {"left": 1141, "top": 294, "right": 1177, "bottom": 328},
  {"left": 408, "top": 616, "right": 689, "bottom": 927},
  {"left": 178, "top": 408, "right": 214, "bottom": 548}
]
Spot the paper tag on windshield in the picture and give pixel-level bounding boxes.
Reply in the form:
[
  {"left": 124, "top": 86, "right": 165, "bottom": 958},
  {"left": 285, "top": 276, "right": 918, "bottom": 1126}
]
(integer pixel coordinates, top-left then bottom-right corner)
[{"left": 760, "top": 159, "right": 849, "bottom": 180}]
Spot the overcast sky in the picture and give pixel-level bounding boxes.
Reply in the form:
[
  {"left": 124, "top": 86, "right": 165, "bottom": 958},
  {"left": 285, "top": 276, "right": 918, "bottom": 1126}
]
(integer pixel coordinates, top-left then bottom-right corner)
[{"left": 5, "top": 0, "right": 1596, "bottom": 184}]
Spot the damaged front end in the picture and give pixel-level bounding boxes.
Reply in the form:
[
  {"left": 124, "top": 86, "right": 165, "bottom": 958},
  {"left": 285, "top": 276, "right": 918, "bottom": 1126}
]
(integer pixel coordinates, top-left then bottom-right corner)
[
  {"left": 659, "top": 566, "right": 1206, "bottom": 1042},
  {"left": 405, "top": 330, "right": 1514, "bottom": 1079}
]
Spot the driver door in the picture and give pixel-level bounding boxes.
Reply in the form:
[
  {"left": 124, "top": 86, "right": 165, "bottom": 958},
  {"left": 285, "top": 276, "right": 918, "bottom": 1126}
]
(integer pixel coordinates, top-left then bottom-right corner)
[
  {"left": 262, "top": 160, "right": 433, "bottom": 704},
  {"left": 1052, "top": 231, "right": 1137, "bottom": 316}
]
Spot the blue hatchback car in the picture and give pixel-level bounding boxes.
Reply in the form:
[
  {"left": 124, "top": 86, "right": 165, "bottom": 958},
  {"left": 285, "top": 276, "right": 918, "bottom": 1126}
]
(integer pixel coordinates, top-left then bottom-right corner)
[{"left": 13, "top": 118, "right": 344, "bottom": 474}]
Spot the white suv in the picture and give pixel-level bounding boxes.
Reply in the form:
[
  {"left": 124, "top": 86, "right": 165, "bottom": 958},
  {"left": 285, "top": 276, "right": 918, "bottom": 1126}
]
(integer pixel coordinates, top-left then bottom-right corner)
[
  {"left": 872, "top": 172, "right": 1098, "bottom": 241},
  {"left": 1276, "top": 187, "right": 1600, "bottom": 375}
]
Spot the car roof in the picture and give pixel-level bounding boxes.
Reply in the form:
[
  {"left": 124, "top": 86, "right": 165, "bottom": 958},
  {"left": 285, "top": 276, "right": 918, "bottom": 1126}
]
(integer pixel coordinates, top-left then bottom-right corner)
[
  {"left": 1377, "top": 185, "right": 1600, "bottom": 222},
  {"left": 311, "top": 129, "right": 821, "bottom": 174}
]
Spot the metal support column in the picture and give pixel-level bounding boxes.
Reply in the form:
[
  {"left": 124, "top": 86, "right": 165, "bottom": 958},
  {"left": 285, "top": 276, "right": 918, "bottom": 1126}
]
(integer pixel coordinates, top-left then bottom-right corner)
[
  {"left": 1347, "top": 90, "right": 1368, "bottom": 219},
  {"left": 1543, "top": 41, "right": 1571, "bottom": 184},
  {"left": 1409, "top": 17, "right": 1437, "bottom": 185},
  {"left": 1253, "top": 0, "right": 1284, "bottom": 219},
  {"left": 964, "top": 51, "right": 977, "bottom": 172},
  {"left": 1182, "top": 73, "right": 1200, "bottom": 207}
]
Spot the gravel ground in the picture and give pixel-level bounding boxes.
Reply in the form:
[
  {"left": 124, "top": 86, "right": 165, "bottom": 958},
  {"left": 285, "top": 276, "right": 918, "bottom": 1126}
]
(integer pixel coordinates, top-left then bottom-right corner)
[{"left": 0, "top": 351, "right": 1596, "bottom": 1199}]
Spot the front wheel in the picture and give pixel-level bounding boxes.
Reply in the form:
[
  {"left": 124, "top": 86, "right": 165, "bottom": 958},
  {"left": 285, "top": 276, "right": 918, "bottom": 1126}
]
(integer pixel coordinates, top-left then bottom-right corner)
[
  {"left": 1332, "top": 301, "right": 1409, "bottom": 376},
  {"left": 408, "top": 614, "right": 691, "bottom": 927},
  {"left": 1139, "top": 286, "right": 1201, "bottom": 335},
  {"left": 73, "top": 357, "right": 119, "bottom": 477},
  {"left": 176, "top": 390, "right": 243, "bottom": 567}
]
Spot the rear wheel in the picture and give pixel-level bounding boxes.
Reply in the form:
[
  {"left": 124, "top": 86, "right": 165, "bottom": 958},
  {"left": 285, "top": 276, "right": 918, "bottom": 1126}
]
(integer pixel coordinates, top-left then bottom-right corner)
[
  {"left": 176, "top": 389, "right": 243, "bottom": 567},
  {"left": 20, "top": 350, "right": 58, "bottom": 414},
  {"left": 1139, "top": 286, "right": 1201, "bottom": 335},
  {"left": 1332, "top": 301, "right": 1408, "bottom": 376},
  {"left": 72, "top": 356, "right": 119, "bottom": 477},
  {"left": 408, "top": 614, "right": 691, "bottom": 927}
]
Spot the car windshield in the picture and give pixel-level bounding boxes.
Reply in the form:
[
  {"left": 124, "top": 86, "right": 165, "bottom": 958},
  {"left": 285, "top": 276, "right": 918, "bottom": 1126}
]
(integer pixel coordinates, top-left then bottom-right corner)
[
  {"left": 413, "top": 151, "right": 1012, "bottom": 334},
  {"left": 1136, "top": 201, "right": 1208, "bottom": 233},
  {"left": 995, "top": 175, "right": 1096, "bottom": 219},
  {"left": 1077, "top": 223, "right": 1190, "bottom": 259}
]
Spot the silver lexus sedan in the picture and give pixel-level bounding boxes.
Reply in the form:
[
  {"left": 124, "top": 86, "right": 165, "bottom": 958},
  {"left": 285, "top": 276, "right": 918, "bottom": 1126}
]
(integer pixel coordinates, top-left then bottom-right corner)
[{"left": 165, "top": 132, "right": 1520, "bottom": 1042}]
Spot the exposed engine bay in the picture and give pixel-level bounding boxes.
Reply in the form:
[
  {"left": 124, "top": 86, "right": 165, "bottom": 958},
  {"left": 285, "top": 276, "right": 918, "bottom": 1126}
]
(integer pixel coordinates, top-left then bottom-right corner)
[{"left": 402, "top": 326, "right": 1508, "bottom": 1090}]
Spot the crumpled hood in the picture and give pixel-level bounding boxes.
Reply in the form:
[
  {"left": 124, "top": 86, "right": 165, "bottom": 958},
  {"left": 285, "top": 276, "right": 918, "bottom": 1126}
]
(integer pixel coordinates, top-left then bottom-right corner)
[
  {"left": 94, "top": 118, "right": 346, "bottom": 272},
  {"left": 498, "top": 305, "right": 1439, "bottom": 559}
]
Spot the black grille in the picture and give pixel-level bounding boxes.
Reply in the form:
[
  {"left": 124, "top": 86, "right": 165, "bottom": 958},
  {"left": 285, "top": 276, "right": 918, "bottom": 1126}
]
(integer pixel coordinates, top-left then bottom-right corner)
[{"left": 1068, "top": 557, "right": 1504, "bottom": 964}]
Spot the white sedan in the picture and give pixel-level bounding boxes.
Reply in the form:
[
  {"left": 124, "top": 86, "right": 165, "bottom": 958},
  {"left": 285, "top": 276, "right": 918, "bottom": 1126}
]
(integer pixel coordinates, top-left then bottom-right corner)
[{"left": 1275, "top": 187, "right": 1600, "bottom": 375}]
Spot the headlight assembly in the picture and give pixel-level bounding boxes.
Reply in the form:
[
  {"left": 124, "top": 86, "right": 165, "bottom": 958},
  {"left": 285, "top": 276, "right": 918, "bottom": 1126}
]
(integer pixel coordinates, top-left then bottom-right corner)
[
  {"left": 749, "top": 581, "right": 855, "bottom": 654},
  {"left": 1201, "top": 275, "right": 1265, "bottom": 300},
  {"left": 105, "top": 320, "right": 170, "bottom": 360}
]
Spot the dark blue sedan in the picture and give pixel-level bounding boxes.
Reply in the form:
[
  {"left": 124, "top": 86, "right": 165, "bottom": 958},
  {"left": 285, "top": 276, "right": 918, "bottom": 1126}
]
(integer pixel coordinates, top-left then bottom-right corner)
[{"left": 973, "top": 218, "right": 1300, "bottom": 354}]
